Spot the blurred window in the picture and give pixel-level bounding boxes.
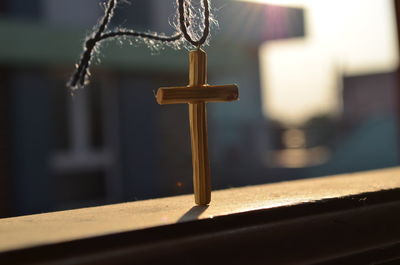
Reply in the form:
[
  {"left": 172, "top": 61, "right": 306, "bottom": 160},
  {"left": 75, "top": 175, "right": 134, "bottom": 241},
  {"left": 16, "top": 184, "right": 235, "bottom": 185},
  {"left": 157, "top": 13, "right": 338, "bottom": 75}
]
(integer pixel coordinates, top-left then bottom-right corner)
[
  {"left": 111, "top": 0, "right": 152, "bottom": 30},
  {"left": 5, "top": 0, "right": 42, "bottom": 19},
  {"left": 43, "top": 0, "right": 102, "bottom": 27}
]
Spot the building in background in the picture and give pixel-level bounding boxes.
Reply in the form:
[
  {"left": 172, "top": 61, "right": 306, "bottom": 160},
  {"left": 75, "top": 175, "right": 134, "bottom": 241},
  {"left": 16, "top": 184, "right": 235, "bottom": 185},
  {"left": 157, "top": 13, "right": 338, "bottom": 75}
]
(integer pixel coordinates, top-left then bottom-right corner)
[
  {"left": 1, "top": 0, "right": 398, "bottom": 218},
  {"left": 0, "top": 0, "right": 305, "bottom": 217}
]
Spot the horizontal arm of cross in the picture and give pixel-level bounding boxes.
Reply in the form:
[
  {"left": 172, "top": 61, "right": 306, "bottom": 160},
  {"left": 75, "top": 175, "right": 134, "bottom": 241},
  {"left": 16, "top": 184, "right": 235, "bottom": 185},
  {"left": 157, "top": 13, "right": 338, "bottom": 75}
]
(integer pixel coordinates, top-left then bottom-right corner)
[{"left": 156, "top": 84, "right": 239, "bottom": 105}]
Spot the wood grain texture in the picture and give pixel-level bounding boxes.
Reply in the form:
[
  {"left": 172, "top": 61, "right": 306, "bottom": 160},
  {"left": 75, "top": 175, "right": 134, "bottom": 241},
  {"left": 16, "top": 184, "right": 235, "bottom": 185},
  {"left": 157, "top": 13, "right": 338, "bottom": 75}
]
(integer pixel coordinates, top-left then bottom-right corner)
[
  {"left": 189, "top": 102, "right": 211, "bottom": 205},
  {"left": 156, "top": 84, "right": 239, "bottom": 104},
  {"left": 189, "top": 49, "right": 207, "bottom": 86},
  {"left": 188, "top": 50, "right": 211, "bottom": 205},
  {"left": 0, "top": 167, "right": 399, "bottom": 254},
  {"left": 156, "top": 50, "right": 239, "bottom": 205}
]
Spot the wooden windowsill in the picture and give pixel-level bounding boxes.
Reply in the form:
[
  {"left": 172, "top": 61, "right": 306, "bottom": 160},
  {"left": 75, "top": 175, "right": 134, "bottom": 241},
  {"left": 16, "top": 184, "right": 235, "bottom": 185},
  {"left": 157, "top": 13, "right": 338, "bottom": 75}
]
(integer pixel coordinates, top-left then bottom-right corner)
[{"left": 1, "top": 167, "right": 400, "bottom": 264}]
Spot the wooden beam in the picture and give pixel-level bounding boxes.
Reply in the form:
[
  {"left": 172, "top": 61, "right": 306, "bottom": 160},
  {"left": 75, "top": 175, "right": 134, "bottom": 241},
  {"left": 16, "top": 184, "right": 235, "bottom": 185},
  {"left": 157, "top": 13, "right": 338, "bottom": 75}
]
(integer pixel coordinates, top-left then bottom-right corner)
[{"left": 156, "top": 85, "right": 239, "bottom": 104}]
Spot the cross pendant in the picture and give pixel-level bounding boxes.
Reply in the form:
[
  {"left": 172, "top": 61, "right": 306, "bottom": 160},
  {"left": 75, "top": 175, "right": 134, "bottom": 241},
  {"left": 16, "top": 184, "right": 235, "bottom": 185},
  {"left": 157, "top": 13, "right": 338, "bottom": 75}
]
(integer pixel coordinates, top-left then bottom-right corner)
[{"left": 156, "top": 49, "right": 239, "bottom": 205}]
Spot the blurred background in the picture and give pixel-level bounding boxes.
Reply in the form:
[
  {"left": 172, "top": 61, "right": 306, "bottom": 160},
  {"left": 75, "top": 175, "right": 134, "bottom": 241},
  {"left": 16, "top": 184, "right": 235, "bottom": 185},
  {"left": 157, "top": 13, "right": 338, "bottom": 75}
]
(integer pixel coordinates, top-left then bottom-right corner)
[{"left": 0, "top": 0, "right": 399, "bottom": 218}]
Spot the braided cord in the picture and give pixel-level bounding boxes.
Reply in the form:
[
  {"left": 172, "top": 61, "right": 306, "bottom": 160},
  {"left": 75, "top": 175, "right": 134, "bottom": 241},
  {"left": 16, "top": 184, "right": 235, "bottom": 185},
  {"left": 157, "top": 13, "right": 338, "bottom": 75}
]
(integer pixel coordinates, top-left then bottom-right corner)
[
  {"left": 178, "top": 0, "right": 210, "bottom": 47},
  {"left": 68, "top": 0, "right": 211, "bottom": 89}
]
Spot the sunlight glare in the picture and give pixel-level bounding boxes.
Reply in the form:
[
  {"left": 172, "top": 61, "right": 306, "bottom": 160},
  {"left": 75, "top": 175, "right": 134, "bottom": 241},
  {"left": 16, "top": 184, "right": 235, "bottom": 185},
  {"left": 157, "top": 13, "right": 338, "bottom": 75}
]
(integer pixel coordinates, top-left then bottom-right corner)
[
  {"left": 257, "top": 0, "right": 398, "bottom": 125},
  {"left": 239, "top": 0, "right": 305, "bottom": 8}
]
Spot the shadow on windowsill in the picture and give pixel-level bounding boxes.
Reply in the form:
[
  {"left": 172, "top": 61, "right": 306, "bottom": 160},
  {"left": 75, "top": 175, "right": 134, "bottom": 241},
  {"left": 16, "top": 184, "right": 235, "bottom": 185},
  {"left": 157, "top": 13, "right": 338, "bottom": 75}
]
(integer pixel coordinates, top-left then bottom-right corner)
[{"left": 177, "top": 205, "right": 209, "bottom": 223}]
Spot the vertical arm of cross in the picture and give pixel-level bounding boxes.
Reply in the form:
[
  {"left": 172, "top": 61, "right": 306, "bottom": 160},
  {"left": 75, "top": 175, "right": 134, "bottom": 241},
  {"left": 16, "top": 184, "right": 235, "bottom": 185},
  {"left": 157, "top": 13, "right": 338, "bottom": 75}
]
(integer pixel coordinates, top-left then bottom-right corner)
[
  {"left": 156, "top": 50, "right": 239, "bottom": 205},
  {"left": 188, "top": 50, "right": 211, "bottom": 205}
]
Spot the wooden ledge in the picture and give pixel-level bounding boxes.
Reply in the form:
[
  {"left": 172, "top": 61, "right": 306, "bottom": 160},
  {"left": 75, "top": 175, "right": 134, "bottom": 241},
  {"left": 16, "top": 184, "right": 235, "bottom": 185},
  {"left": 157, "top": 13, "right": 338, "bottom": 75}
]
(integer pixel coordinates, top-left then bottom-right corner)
[{"left": 1, "top": 167, "right": 400, "bottom": 264}]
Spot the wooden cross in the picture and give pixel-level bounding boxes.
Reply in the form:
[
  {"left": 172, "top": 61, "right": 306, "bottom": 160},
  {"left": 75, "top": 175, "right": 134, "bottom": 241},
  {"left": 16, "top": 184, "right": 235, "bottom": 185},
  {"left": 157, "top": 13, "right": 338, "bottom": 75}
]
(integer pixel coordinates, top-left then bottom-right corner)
[{"left": 156, "top": 49, "right": 239, "bottom": 205}]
